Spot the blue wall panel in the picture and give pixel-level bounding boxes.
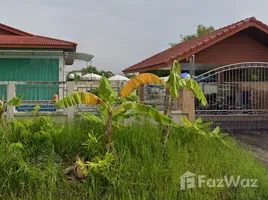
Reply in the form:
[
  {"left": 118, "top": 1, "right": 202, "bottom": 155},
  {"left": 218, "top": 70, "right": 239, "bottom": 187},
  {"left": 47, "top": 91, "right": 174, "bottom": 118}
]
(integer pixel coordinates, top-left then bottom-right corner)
[{"left": 0, "top": 58, "right": 59, "bottom": 100}]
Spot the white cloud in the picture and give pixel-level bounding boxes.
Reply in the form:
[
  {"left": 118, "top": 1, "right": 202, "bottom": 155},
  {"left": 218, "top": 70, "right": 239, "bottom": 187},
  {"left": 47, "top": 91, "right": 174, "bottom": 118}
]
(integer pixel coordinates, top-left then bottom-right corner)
[{"left": 1, "top": 0, "right": 268, "bottom": 73}]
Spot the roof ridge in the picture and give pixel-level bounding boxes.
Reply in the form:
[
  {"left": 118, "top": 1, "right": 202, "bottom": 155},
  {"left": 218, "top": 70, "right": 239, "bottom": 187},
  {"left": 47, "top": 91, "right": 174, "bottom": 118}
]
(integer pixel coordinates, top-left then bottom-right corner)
[
  {"left": 34, "top": 35, "right": 77, "bottom": 45},
  {"left": 173, "top": 16, "right": 264, "bottom": 55},
  {"left": 173, "top": 17, "right": 255, "bottom": 49},
  {"left": 0, "top": 23, "right": 33, "bottom": 36},
  {"left": 123, "top": 16, "right": 268, "bottom": 73},
  {"left": 0, "top": 23, "right": 77, "bottom": 46}
]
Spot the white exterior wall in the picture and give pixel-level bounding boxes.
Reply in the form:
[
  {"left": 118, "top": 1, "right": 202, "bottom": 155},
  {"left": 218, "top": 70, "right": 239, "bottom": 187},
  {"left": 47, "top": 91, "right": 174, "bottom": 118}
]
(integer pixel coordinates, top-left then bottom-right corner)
[{"left": 58, "top": 56, "right": 65, "bottom": 99}]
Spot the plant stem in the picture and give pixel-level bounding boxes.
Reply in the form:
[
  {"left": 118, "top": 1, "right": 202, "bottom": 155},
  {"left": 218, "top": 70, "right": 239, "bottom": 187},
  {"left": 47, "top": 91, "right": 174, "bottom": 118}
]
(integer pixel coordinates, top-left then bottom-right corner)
[
  {"left": 0, "top": 110, "right": 4, "bottom": 123},
  {"left": 163, "top": 88, "right": 171, "bottom": 143},
  {"left": 106, "top": 110, "right": 113, "bottom": 152}
]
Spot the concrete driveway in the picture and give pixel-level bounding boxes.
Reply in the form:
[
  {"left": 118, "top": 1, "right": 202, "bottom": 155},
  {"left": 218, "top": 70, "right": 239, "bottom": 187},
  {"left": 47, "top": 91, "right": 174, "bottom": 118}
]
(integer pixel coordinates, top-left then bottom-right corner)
[{"left": 232, "top": 131, "right": 268, "bottom": 166}]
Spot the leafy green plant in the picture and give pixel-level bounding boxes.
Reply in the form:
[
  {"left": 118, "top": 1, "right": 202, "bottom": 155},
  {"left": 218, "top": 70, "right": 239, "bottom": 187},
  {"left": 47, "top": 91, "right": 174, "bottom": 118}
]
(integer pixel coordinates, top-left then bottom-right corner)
[
  {"left": 163, "top": 60, "right": 207, "bottom": 140},
  {"left": 0, "top": 118, "right": 268, "bottom": 199},
  {"left": 56, "top": 77, "right": 179, "bottom": 152},
  {"left": 120, "top": 60, "right": 207, "bottom": 142},
  {"left": 0, "top": 94, "right": 24, "bottom": 122},
  {"left": 82, "top": 130, "right": 103, "bottom": 156},
  {"left": 77, "top": 151, "right": 115, "bottom": 174},
  {"left": 181, "top": 117, "right": 229, "bottom": 146},
  {"left": 0, "top": 116, "right": 63, "bottom": 198},
  {"left": 32, "top": 104, "right": 41, "bottom": 116}
]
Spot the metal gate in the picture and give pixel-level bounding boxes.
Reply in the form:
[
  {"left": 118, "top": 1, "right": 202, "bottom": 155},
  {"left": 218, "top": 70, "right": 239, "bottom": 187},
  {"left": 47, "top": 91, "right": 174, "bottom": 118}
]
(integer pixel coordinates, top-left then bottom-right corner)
[{"left": 195, "top": 62, "right": 268, "bottom": 131}]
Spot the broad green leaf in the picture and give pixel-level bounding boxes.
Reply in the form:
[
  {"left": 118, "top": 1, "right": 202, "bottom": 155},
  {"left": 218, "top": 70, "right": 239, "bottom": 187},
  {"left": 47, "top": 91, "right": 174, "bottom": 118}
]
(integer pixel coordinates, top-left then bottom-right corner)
[
  {"left": 56, "top": 92, "right": 103, "bottom": 108},
  {"left": 166, "top": 60, "right": 207, "bottom": 106},
  {"left": 117, "top": 94, "right": 139, "bottom": 105},
  {"left": 178, "top": 78, "right": 207, "bottom": 106},
  {"left": 166, "top": 60, "right": 181, "bottom": 99},
  {"left": 120, "top": 112, "right": 141, "bottom": 119},
  {"left": 195, "top": 128, "right": 206, "bottom": 135},
  {"left": 122, "top": 103, "right": 180, "bottom": 128},
  {"left": 75, "top": 158, "right": 88, "bottom": 176},
  {"left": 113, "top": 104, "right": 143, "bottom": 120},
  {"left": 209, "top": 128, "right": 230, "bottom": 147},
  {"left": 167, "top": 74, "right": 180, "bottom": 99},
  {"left": 113, "top": 110, "right": 140, "bottom": 121},
  {"left": 170, "top": 60, "right": 181, "bottom": 77},
  {"left": 210, "top": 126, "right": 221, "bottom": 136},
  {"left": 194, "top": 117, "right": 203, "bottom": 125},
  {"left": 112, "top": 104, "right": 125, "bottom": 117},
  {"left": 81, "top": 112, "right": 104, "bottom": 125},
  {"left": 200, "top": 121, "right": 213, "bottom": 128},
  {"left": 182, "top": 117, "right": 206, "bottom": 135},
  {"left": 98, "top": 103, "right": 109, "bottom": 122},
  {"left": 219, "top": 138, "right": 231, "bottom": 148},
  {"left": 98, "top": 77, "right": 117, "bottom": 103},
  {"left": 112, "top": 109, "right": 126, "bottom": 121},
  {"left": 7, "top": 95, "right": 24, "bottom": 107},
  {"left": 125, "top": 94, "right": 139, "bottom": 102},
  {"left": 87, "top": 131, "right": 98, "bottom": 143},
  {"left": 1, "top": 94, "right": 4, "bottom": 105},
  {"left": 76, "top": 158, "right": 86, "bottom": 169},
  {"left": 112, "top": 121, "right": 126, "bottom": 129},
  {"left": 182, "top": 117, "right": 193, "bottom": 128}
]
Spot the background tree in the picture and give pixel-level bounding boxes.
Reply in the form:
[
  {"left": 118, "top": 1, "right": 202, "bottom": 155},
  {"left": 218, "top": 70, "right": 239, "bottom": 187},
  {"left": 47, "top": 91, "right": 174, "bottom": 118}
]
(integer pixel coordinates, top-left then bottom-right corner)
[
  {"left": 66, "top": 71, "right": 81, "bottom": 81},
  {"left": 146, "top": 70, "right": 170, "bottom": 77},
  {"left": 169, "top": 24, "right": 215, "bottom": 46},
  {"left": 80, "top": 66, "right": 114, "bottom": 78},
  {"left": 99, "top": 70, "right": 114, "bottom": 78},
  {"left": 80, "top": 66, "right": 99, "bottom": 75},
  {"left": 124, "top": 73, "right": 136, "bottom": 79}
]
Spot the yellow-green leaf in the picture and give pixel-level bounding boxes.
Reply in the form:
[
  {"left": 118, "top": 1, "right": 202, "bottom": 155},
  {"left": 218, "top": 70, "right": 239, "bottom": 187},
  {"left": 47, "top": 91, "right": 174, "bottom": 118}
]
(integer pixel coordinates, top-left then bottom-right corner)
[
  {"left": 56, "top": 92, "right": 103, "bottom": 108},
  {"left": 7, "top": 95, "right": 24, "bottom": 107},
  {"left": 98, "top": 77, "right": 118, "bottom": 103},
  {"left": 167, "top": 60, "right": 182, "bottom": 99},
  {"left": 81, "top": 112, "right": 104, "bottom": 125},
  {"left": 120, "top": 74, "right": 163, "bottom": 97},
  {"left": 182, "top": 117, "right": 193, "bottom": 128},
  {"left": 122, "top": 103, "right": 180, "bottom": 128},
  {"left": 178, "top": 78, "right": 207, "bottom": 106}
]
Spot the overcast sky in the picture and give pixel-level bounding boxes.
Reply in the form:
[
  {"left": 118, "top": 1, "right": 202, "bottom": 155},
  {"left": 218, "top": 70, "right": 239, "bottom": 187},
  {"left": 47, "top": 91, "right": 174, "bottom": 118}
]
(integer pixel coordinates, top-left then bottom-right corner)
[{"left": 1, "top": 0, "right": 268, "bottom": 74}]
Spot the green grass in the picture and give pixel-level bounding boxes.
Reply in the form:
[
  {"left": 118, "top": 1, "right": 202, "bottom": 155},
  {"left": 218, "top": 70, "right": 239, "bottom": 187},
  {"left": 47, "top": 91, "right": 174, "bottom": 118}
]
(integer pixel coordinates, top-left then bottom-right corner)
[{"left": 0, "top": 116, "right": 267, "bottom": 200}]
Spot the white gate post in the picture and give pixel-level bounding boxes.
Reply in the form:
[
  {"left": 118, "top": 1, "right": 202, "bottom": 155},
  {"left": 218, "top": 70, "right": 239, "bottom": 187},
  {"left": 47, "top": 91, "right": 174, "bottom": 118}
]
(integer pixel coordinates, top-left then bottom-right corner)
[
  {"left": 7, "top": 82, "right": 16, "bottom": 122},
  {"left": 67, "top": 81, "right": 75, "bottom": 121}
]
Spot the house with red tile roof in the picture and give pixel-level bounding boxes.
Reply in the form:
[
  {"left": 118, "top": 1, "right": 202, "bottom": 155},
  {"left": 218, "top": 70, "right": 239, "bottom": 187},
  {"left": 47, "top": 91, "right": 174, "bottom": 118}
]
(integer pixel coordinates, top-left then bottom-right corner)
[
  {"left": 124, "top": 17, "right": 268, "bottom": 124},
  {"left": 0, "top": 23, "right": 92, "bottom": 101},
  {"left": 123, "top": 17, "right": 268, "bottom": 74}
]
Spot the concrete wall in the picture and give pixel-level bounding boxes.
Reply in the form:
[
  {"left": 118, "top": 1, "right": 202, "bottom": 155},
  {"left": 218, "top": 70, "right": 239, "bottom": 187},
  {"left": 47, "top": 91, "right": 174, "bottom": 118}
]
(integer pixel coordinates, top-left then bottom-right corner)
[
  {"left": 4, "top": 81, "right": 195, "bottom": 124},
  {"left": 10, "top": 111, "right": 188, "bottom": 125},
  {"left": 123, "top": 111, "right": 188, "bottom": 125}
]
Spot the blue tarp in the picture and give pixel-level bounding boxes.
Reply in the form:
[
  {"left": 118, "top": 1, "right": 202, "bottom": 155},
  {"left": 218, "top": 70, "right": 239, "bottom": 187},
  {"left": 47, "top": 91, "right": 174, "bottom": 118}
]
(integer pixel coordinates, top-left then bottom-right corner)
[
  {"left": 146, "top": 84, "right": 164, "bottom": 88},
  {"left": 181, "top": 72, "right": 191, "bottom": 78}
]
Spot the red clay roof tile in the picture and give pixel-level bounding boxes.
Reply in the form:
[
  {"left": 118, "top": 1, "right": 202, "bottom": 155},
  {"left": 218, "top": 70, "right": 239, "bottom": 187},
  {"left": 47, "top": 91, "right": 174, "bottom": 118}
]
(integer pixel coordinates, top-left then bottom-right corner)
[
  {"left": 0, "top": 36, "right": 77, "bottom": 46},
  {"left": 0, "top": 23, "right": 77, "bottom": 48},
  {"left": 123, "top": 17, "right": 265, "bottom": 73}
]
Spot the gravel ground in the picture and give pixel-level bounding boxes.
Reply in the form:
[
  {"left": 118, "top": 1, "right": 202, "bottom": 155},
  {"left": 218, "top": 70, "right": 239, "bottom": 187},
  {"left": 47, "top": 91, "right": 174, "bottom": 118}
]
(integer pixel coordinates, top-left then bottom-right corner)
[{"left": 231, "top": 131, "right": 268, "bottom": 166}]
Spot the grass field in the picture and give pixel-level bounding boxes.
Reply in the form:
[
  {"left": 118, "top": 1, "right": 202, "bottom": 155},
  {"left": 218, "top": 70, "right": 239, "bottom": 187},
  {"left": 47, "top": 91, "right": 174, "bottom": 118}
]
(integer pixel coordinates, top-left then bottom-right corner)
[{"left": 0, "top": 116, "right": 267, "bottom": 200}]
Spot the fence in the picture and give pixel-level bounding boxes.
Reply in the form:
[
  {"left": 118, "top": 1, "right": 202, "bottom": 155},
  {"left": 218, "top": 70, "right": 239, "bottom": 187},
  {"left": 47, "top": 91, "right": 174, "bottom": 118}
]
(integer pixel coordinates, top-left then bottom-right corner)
[
  {"left": 3, "top": 81, "right": 194, "bottom": 123},
  {"left": 195, "top": 62, "right": 268, "bottom": 131},
  {"left": 0, "top": 81, "right": 65, "bottom": 113}
]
